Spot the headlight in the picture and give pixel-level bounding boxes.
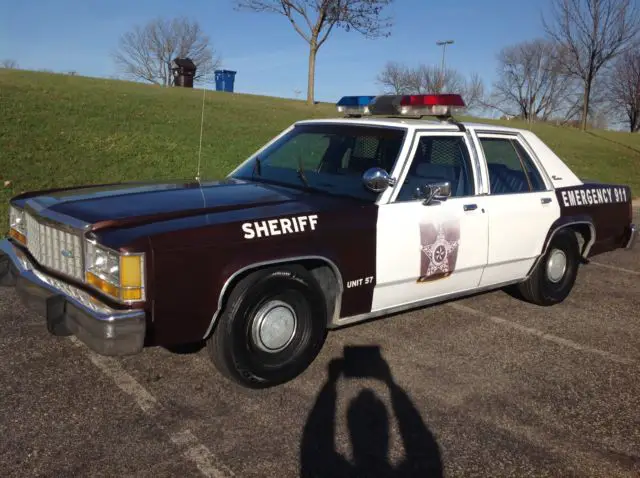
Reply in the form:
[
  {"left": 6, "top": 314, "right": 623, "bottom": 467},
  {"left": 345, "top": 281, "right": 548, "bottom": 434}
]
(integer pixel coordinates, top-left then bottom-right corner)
[
  {"left": 85, "top": 240, "right": 145, "bottom": 302},
  {"left": 9, "top": 206, "right": 26, "bottom": 244}
]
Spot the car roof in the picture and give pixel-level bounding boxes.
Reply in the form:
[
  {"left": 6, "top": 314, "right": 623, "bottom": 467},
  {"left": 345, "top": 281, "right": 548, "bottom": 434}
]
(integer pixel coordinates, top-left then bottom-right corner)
[{"left": 295, "top": 116, "right": 525, "bottom": 134}]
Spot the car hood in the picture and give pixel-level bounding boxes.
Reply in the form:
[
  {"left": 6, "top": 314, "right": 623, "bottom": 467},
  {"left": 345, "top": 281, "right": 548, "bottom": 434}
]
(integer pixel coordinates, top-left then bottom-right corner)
[{"left": 24, "top": 178, "right": 308, "bottom": 228}]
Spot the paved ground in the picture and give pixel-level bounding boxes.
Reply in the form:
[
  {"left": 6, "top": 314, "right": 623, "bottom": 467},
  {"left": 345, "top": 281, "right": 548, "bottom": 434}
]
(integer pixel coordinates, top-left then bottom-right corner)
[{"left": 2, "top": 212, "right": 639, "bottom": 478}]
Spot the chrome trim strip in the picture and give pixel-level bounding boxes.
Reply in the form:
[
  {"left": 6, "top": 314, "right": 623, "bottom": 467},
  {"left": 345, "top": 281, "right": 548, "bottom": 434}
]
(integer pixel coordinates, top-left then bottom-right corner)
[
  {"left": 626, "top": 224, "right": 637, "bottom": 249},
  {"left": 202, "top": 255, "right": 345, "bottom": 340},
  {"left": 524, "top": 221, "right": 596, "bottom": 280},
  {"left": 465, "top": 129, "right": 484, "bottom": 194},
  {"left": 331, "top": 278, "right": 522, "bottom": 328},
  {"left": 0, "top": 239, "right": 145, "bottom": 356},
  {"left": 24, "top": 198, "right": 92, "bottom": 233}
]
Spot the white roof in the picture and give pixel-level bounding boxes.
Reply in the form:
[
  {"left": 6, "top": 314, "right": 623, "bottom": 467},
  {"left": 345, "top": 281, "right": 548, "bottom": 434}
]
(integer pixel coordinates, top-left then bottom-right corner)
[
  {"left": 296, "top": 116, "right": 526, "bottom": 134},
  {"left": 295, "top": 116, "right": 583, "bottom": 189}
]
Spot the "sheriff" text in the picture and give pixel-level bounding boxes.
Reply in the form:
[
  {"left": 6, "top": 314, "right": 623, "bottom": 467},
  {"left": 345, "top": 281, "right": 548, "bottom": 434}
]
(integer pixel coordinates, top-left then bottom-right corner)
[
  {"left": 242, "top": 214, "right": 319, "bottom": 239},
  {"left": 560, "top": 186, "right": 628, "bottom": 208}
]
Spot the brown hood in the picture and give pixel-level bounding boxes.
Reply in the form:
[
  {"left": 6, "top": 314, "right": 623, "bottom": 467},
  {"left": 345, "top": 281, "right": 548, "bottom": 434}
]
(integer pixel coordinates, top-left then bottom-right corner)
[{"left": 24, "top": 178, "right": 310, "bottom": 229}]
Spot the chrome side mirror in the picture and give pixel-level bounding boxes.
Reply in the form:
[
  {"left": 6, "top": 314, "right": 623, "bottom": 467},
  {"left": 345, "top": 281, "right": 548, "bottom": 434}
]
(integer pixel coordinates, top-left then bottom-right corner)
[
  {"left": 418, "top": 181, "right": 452, "bottom": 205},
  {"left": 362, "top": 167, "right": 396, "bottom": 193}
]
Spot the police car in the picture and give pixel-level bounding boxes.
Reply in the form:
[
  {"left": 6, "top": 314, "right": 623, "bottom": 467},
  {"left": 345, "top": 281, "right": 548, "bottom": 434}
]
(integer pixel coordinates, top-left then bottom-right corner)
[{"left": 1, "top": 93, "right": 636, "bottom": 389}]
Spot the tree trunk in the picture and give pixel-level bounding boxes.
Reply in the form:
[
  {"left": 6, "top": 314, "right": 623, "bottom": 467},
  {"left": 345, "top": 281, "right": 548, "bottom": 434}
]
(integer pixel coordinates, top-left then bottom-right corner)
[
  {"left": 581, "top": 78, "right": 592, "bottom": 131},
  {"left": 307, "top": 43, "right": 318, "bottom": 106}
]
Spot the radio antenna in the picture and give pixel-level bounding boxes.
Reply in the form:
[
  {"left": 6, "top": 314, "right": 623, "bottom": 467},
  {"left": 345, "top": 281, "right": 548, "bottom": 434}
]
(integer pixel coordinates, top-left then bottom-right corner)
[{"left": 195, "top": 86, "right": 206, "bottom": 182}]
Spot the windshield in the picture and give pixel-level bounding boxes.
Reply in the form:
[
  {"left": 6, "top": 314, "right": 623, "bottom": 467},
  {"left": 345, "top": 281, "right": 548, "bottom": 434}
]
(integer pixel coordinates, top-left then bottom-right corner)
[{"left": 230, "top": 123, "right": 407, "bottom": 201}]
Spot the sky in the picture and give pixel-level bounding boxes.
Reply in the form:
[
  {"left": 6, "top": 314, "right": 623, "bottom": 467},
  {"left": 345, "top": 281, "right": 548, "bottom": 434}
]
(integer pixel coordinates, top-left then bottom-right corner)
[{"left": 0, "top": 0, "right": 555, "bottom": 105}]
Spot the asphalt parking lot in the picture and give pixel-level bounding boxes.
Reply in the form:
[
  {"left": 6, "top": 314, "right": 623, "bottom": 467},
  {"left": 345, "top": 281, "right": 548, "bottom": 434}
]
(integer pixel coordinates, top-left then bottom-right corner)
[{"left": 2, "top": 210, "right": 639, "bottom": 478}]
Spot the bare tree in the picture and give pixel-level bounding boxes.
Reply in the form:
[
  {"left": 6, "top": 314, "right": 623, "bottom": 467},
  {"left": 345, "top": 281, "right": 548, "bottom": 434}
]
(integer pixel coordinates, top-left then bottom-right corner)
[
  {"left": 543, "top": 0, "right": 640, "bottom": 130},
  {"left": 1, "top": 59, "right": 19, "bottom": 69},
  {"left": 235, "top": 1, "right": 394, "bottom": 105},
  {"left": 609, "top": 51, "right": 640, "bottom": 131},
  {"left": 463, "top": 73, "right": 485, "bottom": 111},
  {"left": 488, "top": 39, "right": 576, "bottom": 121},
  {"left": 112, "top": 17, "right": 221, "bottom": 86},
  {"left": 376, "top": 62, "right": 484, "bottom": 110},
  {"left": 377, "top": 61, "right": 411, "bottom": 94}
]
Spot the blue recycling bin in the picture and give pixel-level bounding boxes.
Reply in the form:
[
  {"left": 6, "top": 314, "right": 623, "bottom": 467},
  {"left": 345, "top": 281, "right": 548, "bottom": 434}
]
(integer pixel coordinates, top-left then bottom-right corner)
[{"left": 214, "top": 70, "right": 237, "bottom": 93}]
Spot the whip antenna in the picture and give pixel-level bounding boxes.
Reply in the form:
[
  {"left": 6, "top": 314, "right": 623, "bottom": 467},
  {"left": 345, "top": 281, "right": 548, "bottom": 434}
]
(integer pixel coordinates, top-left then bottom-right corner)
[{"left": 195, "top": 86, "right": 206, "bottom": 182}]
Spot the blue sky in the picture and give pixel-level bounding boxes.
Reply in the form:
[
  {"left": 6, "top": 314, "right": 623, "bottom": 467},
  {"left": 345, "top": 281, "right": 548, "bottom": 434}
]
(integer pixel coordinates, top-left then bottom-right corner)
[{"left": 1, "top": 0, "right": 554, "bottom": 104}]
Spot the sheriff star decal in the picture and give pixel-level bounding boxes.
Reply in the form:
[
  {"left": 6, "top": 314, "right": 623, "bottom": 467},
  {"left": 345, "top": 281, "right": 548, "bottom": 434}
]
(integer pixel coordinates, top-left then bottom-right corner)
[{"left": 418, "top": 221, "right": 460, "bottom": 282}]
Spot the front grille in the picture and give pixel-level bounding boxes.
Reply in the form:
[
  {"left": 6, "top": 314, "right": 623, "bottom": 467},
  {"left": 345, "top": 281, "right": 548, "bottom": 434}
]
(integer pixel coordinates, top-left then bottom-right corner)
[{"left": 25, "top": 212, "right": 84, "bottom": 281}]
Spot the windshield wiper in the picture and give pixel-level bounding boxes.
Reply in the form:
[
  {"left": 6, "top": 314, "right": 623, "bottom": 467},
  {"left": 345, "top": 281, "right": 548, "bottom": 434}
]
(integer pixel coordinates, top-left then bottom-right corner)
[
  {"left": 296, "top": 154, "right": 310, "bottom": 187},
  {"left": 252, "top": 156, "right": 262, "bottom": 178}
]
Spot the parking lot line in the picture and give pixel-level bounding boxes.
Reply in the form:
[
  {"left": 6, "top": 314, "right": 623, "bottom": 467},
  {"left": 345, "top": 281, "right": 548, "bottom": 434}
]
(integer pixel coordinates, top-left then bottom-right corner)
[
  {"left": 589, "top": 261, "right": 640, "bottom": 275},
  {"left": 68, "top": 337, "right": 234, "bottom": 478},
  {"left": 447, "top": 303, "right": 636, "bottom": 365}
]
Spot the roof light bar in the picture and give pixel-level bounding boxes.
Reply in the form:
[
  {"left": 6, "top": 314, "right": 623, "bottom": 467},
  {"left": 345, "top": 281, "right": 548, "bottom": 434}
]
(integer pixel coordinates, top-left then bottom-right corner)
[
  {"left": 336, "top": 96, "right": 375, "bottom": 115},
  {"left": 347, "top": 94, "right": 467, "bottom": 118}
]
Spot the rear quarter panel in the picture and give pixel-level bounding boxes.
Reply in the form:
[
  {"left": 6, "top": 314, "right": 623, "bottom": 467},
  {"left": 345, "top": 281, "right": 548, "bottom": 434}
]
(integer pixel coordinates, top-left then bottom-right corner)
[{"left": 555, "top": 183, "right": 633, "bottom": 255}]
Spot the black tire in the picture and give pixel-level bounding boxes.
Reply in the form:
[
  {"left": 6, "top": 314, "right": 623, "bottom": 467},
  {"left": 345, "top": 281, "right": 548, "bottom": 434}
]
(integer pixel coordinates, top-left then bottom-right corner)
[
  {"left": 207, "top": 265, "right": 328, "bottom": 389},
  {"left": 517, "top": 229, "right": 580, "bottom": 306}
]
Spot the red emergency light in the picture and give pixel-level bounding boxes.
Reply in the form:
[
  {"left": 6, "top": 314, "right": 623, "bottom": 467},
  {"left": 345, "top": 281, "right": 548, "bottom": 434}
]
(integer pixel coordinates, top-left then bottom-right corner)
[{"left": 400, "top": 94, "right": 466, "bottom": 107}]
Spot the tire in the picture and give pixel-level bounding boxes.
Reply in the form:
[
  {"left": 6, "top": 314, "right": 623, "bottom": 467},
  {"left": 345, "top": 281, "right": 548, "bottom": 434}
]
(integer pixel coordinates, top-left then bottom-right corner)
[
  {"left": 207, "top": 265, "right": 328, "bottom": 389},
  {"left": 517, "top": 229, "right": 580, "bottom": 306}
]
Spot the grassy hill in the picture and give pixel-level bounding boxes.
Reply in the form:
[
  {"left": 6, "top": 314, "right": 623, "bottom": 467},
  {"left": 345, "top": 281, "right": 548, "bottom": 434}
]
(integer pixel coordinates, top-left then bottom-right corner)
[{"left": 1, "top": 69, "right": 639, "bottom": 234}]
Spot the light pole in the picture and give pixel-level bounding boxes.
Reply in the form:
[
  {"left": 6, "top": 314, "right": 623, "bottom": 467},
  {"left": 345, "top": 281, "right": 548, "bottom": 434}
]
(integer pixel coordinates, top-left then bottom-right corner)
[{"left": 436, "top": 40, "right": 454, "bottom": 92}]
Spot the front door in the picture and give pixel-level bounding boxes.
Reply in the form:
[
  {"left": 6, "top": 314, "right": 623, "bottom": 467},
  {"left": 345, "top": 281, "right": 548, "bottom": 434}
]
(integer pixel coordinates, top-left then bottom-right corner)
[{"left": 371, "top": 132, "right": 490, "bottom": 312}]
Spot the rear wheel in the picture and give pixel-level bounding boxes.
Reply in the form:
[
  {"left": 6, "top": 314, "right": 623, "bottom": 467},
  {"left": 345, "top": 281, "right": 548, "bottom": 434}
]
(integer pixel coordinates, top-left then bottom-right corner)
[
  {"left": 207, "top": 265, "right": 328, "bottom": 389},
  {"left": 517, "top": 229, "right": 580, "bottom": 306}
]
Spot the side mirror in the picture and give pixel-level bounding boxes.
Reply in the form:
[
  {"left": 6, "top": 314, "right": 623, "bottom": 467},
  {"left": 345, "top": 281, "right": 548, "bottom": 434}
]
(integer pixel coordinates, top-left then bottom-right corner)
[
  {"left": 362, "top": 167, "right": 396, "bottom": 193},
  {"left": 418, "top": 181, "right": 452, "bottom": 205}
]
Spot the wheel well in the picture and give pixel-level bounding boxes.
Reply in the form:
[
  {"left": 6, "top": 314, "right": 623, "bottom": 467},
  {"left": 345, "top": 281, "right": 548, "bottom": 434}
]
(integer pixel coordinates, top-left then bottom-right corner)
[
  {"left": 209, "top": 258, "right": 342, "bottom": 338},
  {"left": 567, "top": 223, "right": 594, "bottom": 258}
]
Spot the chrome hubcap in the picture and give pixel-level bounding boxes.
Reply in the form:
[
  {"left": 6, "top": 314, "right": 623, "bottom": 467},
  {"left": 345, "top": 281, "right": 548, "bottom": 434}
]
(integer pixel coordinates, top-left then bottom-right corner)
[
  {"left": 546, "top": 249, "right": 567, "bottom": 283},
  {"left": 251, "top": 300, "right": 297, "bottom": 353}
]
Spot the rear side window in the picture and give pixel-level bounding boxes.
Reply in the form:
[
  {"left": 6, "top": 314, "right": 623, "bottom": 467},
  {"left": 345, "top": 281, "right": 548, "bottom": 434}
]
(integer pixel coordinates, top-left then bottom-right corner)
[{"left": 480, "top": 137, "right": 546, "bottom": 194}]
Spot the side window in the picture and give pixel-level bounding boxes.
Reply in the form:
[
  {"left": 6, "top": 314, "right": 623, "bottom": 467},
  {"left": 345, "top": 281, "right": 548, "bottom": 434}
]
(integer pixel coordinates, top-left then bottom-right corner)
[
  {"left": 396, "top": 135, "right": 474, "bottom": 202},
  {"left": 479, "top": 137, "right": 547, "bottom": 194}
]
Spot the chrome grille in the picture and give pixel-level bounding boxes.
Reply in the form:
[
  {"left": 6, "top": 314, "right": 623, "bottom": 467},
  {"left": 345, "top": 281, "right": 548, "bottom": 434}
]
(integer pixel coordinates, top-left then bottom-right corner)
[{"left": 25, "top": 212, "right": 84, "bottom": 281}]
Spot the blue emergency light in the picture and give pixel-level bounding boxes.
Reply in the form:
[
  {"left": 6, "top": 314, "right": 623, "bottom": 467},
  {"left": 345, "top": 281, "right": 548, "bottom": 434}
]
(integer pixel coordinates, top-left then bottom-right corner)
[{"left": 336, "top": 96, "right": 375, "bottom": 115}]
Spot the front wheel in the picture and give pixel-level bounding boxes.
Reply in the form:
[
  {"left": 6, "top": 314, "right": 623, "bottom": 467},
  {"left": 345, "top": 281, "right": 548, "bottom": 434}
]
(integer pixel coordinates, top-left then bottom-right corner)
[
  {"left": 207, "top": 265, "right": 328, "bottom": 389},
  {"left": 517, "top": 229, "right": 581, "bottom": 306}
]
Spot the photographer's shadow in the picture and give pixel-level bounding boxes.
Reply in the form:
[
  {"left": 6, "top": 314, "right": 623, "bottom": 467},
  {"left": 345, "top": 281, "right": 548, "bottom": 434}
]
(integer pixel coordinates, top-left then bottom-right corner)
[{"left": 300, "top": 346, "right": 443, "bottom": 478}]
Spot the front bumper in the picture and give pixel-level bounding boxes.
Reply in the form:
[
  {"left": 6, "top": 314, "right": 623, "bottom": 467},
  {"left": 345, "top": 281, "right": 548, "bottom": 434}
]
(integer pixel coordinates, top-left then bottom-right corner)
[
  {"left": 626, "top": 224, "right": 637, "bottom": 249},
  {"left": 0, "top": 239, "right": 146, "bottom": 356}
]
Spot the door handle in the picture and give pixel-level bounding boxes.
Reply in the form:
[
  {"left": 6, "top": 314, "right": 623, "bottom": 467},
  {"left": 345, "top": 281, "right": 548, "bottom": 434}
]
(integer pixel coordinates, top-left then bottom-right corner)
[
  {"left": 541, "top": 197, "right": 552, "bottom": 204},
  {"left": 463, "top": 204, "right": 477, "bottom": 211}
]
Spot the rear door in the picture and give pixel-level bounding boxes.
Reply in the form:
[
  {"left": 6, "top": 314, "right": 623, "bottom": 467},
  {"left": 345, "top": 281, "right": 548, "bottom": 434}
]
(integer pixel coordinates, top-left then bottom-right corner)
[
  {"left": 472, "top": 131, "right": 560, "bottom": 287},
  {"left": 371, "top": 131, "right": 490, "bottom": 312}
]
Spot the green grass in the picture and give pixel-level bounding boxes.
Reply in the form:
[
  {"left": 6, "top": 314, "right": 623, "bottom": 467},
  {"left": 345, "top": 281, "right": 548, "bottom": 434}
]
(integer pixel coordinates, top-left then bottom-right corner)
[{"left": 1, "top": 69, "right": 639, "bottom": 235}]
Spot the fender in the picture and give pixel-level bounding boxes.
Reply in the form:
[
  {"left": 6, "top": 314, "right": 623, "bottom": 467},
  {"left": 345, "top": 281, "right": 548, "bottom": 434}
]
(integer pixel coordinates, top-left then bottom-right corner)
[
  {"left": 525, "top": 214, "right": 596, "bottom": 279},
  {"left": 202, "top": 254, "right": 345, "bottom": 340}
]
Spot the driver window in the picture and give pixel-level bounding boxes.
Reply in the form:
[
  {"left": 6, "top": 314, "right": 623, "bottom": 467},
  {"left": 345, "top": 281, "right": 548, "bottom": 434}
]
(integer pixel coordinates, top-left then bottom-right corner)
[{"left": 395, "top": 135, "right": 475, "bottom": 202}]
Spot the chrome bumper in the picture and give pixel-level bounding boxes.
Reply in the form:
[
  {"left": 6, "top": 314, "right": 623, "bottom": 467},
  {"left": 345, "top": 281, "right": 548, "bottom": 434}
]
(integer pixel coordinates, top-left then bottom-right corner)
[
  {"left": 626, "top": 224, "right": 637, "bottom": 249},
  {"left": 0, "top": 239, "right": 146, "bottom": 356}
]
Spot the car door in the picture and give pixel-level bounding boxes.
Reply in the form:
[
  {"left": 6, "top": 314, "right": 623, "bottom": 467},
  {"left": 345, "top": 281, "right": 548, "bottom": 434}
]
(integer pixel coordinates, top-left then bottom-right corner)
[
  {"left": 371, "top": 131, "right": 490, "bottom": 312},
  {"left": 472, "top": 131, "right": 561, "bottom": 287}
]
